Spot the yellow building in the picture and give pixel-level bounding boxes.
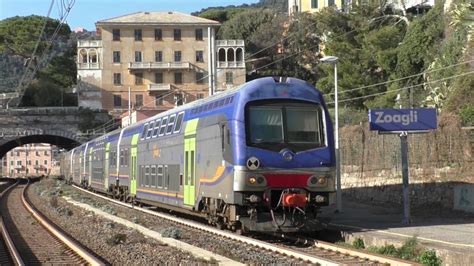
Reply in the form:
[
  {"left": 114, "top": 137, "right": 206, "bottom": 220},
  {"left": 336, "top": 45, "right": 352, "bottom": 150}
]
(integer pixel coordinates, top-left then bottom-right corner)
[
  {"left": 289, "top": 0, "right": 344, "bottom": 14},
  {"left": 77, "top": 12, "right": 246, "bottom": 118}
]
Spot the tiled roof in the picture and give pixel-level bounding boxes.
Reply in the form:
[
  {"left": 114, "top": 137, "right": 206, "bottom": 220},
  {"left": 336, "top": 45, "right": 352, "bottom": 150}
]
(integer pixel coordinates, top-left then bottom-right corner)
[{"left": 96, "top": 11, "right": 220, "bottom": 26}]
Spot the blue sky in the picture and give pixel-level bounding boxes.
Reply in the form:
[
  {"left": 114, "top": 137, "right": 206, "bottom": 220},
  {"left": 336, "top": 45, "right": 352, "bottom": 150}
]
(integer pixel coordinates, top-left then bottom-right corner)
[{"left": 0, "top": 0, "right": 259, "bottom": 30}]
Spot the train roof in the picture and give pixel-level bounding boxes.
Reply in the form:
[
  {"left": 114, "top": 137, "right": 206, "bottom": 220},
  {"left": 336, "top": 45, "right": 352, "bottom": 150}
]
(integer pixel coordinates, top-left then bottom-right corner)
[{"left": 75, "top": 77, "right": 323, "bottom": 148}]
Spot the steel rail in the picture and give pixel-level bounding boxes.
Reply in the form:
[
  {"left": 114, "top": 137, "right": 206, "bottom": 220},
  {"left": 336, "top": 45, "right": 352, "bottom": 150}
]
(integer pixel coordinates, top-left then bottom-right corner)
[
  {"left": 22, "top": 179, "right": 104, "bottom": 266},
  {"left": 0, "top": 180, "right": 24, "bottom": 265},
  {"left": 73, "top": 185, "right": 416, "bottom": 265}
]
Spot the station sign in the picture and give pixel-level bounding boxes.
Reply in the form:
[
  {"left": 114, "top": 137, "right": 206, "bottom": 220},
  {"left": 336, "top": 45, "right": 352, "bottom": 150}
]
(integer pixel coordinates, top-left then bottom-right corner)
[{"left": 369, "top": 108, "right": 437, "bottom": 132}]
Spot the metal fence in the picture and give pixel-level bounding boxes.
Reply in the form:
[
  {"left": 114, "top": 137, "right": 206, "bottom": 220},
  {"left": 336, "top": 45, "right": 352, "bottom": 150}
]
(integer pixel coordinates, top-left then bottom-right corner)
[{"left": 340, "top": 113, "right": 473, "bottom": 174}]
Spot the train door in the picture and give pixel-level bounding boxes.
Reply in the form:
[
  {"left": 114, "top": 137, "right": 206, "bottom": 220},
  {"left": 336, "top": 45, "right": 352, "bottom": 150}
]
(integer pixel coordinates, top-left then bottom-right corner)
[
  {"left": 130, "top": 133, "right": 139, "bottom": 196},
  {"left": 184, "top": 119, "right": 198, "bottom": 206},
  {"left": 104, "top": 143, "right": 110, "bottom": 190}
]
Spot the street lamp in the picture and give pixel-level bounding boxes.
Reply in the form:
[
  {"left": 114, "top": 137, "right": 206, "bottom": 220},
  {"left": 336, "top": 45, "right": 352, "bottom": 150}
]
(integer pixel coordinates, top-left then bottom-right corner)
[{"left": 320, "top": 55, "right": 342, "bottom": 213}]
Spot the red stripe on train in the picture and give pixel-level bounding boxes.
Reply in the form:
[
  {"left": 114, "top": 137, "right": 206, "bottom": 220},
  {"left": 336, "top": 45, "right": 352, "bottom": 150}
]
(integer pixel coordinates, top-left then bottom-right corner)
[{"left": 263, "top": 173, "right": 311, "bottom": 188}]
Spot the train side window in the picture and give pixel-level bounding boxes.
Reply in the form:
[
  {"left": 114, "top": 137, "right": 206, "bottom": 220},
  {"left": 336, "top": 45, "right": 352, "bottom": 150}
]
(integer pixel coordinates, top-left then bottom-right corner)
[
  {"left": 164, "top": 165, "right": 169, "bottom": 189},
  {"left": 218, "top": 99, "right": 225, "bottom": 107},
  {"left": 152, "top": 119, "right": 161, "bottom": 138},
  {"left": 212, "top": 101, "right": 219, "bottom": 109},
  {"left": 227, "top": 128, "right": 231, "bottom": 145},
  {"left": 166, "top": 114, "right": 176, "bottom": 135},
  {"left": 146, "top": 121, "right": 155, "bottom": 139},
  {"left": 174, "top": 112, "right": 184, "bottom": 133},
  {"left": 225, "top": 97, "right": 231, "bottom": 105},
  {"left": 145, "top": 166, "right": 150, "bottom": 187},
  {"left": 157, "top": 165, "right": 163, "bottom": 188},
  {"left": 159, "top": 117, "right": 168, "bottom": 136},
  {"left": 141, "top": 123, "right": 149, "bottom": 139},
  {"left": 221, "top": 125, "right": 225, "bottom": 151},
  {"left": 150, "top": 165, "right": 157, "bottom": 188}
]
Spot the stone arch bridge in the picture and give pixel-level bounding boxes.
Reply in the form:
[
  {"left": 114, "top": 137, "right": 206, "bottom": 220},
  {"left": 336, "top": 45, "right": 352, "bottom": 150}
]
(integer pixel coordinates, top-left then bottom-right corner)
[{"left": 0, "top": 107, "right": 112, "bottom": 158}]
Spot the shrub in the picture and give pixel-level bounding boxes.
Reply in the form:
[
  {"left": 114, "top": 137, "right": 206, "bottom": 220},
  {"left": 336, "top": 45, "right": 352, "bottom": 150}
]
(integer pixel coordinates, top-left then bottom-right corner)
[
  {"left": 352, "top": 238, "right": 365, "bottom": 249},
  {"left": 416, "top": 250, "right": 442, "bottom": 266},
  {"left": 398, "top": 237, "right": 420, "bottom": 260}
]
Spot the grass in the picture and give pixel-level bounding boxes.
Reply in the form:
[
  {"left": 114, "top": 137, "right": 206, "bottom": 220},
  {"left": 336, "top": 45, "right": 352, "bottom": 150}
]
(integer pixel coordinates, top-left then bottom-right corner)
[{"left": 339, "top": 237, "right": 442, "bottom": 266}]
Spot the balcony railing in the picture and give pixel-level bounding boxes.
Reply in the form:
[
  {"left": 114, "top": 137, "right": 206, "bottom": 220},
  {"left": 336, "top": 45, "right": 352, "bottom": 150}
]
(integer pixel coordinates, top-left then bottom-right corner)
[
  {"left": 77, "top": 62, "right": 100, "bottom": 69},
  {"left": 217, "top": 61, "right": 245, "bottom": 68},
  {"left": 77, "top": 40, "right": 102, "bottom": 48},
  {"left": 128, "top": 62, "right": 191, "bottom": 70},
  {"left": 148, "top": 84, "right": 172, "bottom": 92},
  {"left": 216, "top": 40, "right": 245, "bottom": 47}
]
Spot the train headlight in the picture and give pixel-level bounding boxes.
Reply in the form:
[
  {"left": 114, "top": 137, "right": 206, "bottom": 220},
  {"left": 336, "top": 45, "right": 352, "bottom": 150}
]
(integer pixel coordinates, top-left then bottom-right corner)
[
  {"left": 249, "top": 176, "right": 257, "bottom": 184},
  {"left": 247, "top": 175, "right": 266, "bottom": 186},
  {"left": 308, "top": 175, "right": 327, "bottom": 187},
  {"left": 317, "top": 176, "right": 327, "bottom": 185}
]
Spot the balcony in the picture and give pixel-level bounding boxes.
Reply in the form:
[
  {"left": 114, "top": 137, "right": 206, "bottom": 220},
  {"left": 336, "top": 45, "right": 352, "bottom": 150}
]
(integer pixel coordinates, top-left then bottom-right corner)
[
  {"left": 77, "top": 40, "right": 102, "bottom": 48},
  {"left": 148, "top": 84, "right": 172, "bottom": 92},
  {"left": 217, "top": 61, "right": 245, "bottom": 69},
  {"left": 77, "top": 62, "right": 100, "bottom": 69},
  {"left": 128, "top": 62, "right": 192, "bottom": 71},
  {"left": 216, "top": 40, "right": 245, "bottom": 47}
]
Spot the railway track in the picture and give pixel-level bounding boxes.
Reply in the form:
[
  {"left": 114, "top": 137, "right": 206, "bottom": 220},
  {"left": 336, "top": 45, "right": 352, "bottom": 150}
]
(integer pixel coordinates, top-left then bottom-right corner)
[
  {"left": 73, "top": 184, "right": 417, "bottom": 265},
  {"left": 0, "top": 179, "right": 104, "bottom": 265}
]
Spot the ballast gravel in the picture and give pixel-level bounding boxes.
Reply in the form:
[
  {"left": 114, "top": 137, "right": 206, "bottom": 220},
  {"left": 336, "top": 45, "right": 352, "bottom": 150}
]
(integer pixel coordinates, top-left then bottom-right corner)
[
  {"left": 28, "top": 178, "right": 211, "bottom": 265},
  {"left": 30, "top": 178, "right": 296, "bottom": 264}
]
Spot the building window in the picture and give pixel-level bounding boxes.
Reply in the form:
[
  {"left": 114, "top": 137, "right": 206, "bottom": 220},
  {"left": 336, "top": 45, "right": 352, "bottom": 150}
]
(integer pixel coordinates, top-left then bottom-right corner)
[
  {"left": 328, "top": 0, "right": 335, "bottom": 6},
  {"left": 135, "top": 72, "right": 143, "bottom": 85},
  {"left": 195, "top": 50, "right": 204, "bottom": 62},
  {"left": 155, "top": 95, "right": 163, "bottom": 106},
  {"left": 44, "top": 151, "right": 48, "bottom": 156},
  {"left": 195, "top": 28, "right": 203, "bottom": 41},
  {"left": 44, "top": 160, "right": 48, "bottom": 165},
  {"left": 155, "top": 51, "right": 163, "bottom": 62},
  {"left": 197, "top": 93, "right": 204, "bottom": 99},
  {"left": 195, "top": 72, "right": 204, "bottom": 84},
  {"left": 173, "top": 29, "right": 181, "bottom": 41},
  {"left": 174, "top": 72, "right": 183, "bottom": 84},
  {"left": 134, "top": 29, "right": 142, "bottom": 41},
  {"left": 135, "top": 51, "right": 142, "bottom": 62},
  {"left": 17, "top": 160, "right": 21, "bottom": 166},
  {"left": 113, "top": 73, "right": 121, "bottom": 85},
  {"left": 311, "top": 0, "right": 318, "bottom": 8},
  {"left": 174, "top": 51, "right": 182, "bottom": 62},
  {"left": 35, "top": 160, "right": 39, "bottom": 165},
  {"left": 113, "top": 29, "right": 120, "bottom": 41},
  {"left": 114, "top": 95, "right": 122, "bottom": 107},
  {"left": 135, "top": 94, "right": 143, "bottom": 107},
  {"left": 113, "top": 51, "right": 120, "bottom": 63},
  {"left": 10, "top": 161, "right": 13, "bottom": 166},
  {"left": 226, "top": 72, "right": 234, "bottom": 84},
  {"left": 155, "top": 72, "right": 163, "bottom": 84},
  {"left": 155, "top": 29, "right": 162, "bottom": 41}
]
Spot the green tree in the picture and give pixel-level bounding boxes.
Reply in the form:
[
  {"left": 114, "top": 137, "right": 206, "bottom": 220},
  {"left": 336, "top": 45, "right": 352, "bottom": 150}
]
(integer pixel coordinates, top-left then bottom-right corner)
[
  {"left": 0, "top": 15, "right": 76, "bottom": 106},
  {"left": 0, "top": 15, "right": 70, "bottom": 57}
]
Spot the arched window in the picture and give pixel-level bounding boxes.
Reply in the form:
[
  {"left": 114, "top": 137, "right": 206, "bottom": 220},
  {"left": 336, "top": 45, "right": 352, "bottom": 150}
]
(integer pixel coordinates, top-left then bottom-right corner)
[
  {"left": 218, "top": 48, "right": 226, "bottom": 62},
  {"left": 236, "top": 48, "right": 243, "bottom": 62},
  {"left": 89, "top": 49, "right": 98, "bottom": 63},
  {"left": 79, "top": 49, "right": 88, "bottom": 63},
  {"left": 227, "top": 48, "right": 235, "bottom": 62}
]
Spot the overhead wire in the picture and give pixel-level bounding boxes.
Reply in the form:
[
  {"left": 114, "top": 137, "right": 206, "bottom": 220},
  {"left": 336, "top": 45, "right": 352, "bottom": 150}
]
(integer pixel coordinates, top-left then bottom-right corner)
[
  {"left": 326, "top": 59, "right": 474, "bottom": 96},
  {"left": 325, "top": 70, "right": 474, "bottom": 105}
]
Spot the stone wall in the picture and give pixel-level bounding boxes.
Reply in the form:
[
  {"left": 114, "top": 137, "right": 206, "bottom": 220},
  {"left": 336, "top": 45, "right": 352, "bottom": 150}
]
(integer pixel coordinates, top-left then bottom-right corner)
[{"left": 339, "top": 113, "right": 473, "bottom": 211}]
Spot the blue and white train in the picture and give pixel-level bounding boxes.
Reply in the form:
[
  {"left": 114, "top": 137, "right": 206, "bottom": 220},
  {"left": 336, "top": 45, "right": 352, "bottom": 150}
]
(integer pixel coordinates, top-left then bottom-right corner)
[{"left": 61, "top": 77, "right": 336, "bottom": 232}]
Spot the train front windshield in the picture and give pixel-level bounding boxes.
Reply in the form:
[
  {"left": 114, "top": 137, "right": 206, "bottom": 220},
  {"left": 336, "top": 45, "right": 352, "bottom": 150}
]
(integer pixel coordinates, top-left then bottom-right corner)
[{"left": 246, "top": 102, "right": 325, "bottom": 152}]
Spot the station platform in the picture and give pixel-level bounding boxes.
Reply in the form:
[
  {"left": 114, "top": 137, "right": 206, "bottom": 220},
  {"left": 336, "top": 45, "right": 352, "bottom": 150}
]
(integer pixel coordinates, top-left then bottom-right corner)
[{"left": 319, "top": 196, "right": 474, "bottom": 265}]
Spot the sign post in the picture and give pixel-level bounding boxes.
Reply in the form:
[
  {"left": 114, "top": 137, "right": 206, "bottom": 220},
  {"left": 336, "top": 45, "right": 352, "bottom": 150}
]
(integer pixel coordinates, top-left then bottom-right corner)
[{"left": 369, "top": 108, "right": 437, "bottom": 225}]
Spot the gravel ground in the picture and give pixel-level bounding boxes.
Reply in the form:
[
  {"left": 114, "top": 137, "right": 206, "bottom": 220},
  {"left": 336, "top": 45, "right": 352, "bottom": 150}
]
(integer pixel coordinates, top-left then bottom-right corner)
[
  {"left": 30, "top": 177, "right": 296, "bottom": 264},
  {"left": 28, "top": 178, "right": 211, "bottom": 265}
]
